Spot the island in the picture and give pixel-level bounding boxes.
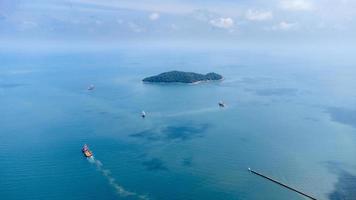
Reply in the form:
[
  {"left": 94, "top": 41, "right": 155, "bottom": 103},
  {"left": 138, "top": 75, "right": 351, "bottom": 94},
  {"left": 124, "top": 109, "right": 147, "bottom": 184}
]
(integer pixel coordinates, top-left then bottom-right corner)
[{"left": 142, "top": 71, "right": 223, "bottom": 83}]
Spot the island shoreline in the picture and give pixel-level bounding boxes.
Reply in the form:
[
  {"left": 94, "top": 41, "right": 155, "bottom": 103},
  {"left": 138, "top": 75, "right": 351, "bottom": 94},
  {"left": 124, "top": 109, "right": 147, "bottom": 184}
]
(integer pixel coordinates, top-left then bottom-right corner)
[{"left": 142, "top": 71, "right": 223, "bottom": 84}]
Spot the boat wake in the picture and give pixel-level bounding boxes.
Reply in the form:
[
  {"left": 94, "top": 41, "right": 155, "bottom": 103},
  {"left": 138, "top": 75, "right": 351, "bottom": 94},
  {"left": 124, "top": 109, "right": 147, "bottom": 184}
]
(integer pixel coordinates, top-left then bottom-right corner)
[{"left": 88, "top": 157, "right": 149, "bottom": 200}]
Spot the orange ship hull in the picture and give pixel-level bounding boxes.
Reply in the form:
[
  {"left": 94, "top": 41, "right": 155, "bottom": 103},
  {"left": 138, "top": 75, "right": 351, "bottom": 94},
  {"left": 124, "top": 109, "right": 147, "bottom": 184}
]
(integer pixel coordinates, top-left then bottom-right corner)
[{"left": 83, "top": 150, "right": 93, "bottom": 157}]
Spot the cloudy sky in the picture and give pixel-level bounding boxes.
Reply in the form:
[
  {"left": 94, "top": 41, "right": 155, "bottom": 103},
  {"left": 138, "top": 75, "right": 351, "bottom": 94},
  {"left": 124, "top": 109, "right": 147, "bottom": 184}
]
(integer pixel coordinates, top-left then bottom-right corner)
[{"left": 0, "top": 0, "right": 355, "bottom": 49}]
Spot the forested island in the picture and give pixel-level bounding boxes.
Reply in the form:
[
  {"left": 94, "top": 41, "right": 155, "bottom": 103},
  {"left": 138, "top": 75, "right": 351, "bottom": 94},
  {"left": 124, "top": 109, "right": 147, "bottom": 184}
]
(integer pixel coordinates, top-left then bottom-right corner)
[{"left": 142, "top": 71, "right": 223, "bottom": 83}]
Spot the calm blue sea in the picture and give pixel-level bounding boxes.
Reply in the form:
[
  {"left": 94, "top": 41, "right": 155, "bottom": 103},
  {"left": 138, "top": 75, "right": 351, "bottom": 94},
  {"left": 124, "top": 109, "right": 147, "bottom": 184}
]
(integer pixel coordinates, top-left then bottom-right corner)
[{"left": 1, "top": 48, "right": 356, "bottom": 200}]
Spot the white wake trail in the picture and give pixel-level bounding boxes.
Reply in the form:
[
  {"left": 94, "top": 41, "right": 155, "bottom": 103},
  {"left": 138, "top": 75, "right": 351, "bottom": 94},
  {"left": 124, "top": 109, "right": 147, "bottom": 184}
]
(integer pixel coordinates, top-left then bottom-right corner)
[{"left": 88, "top": 157, "right": 149, "bottom": 200}]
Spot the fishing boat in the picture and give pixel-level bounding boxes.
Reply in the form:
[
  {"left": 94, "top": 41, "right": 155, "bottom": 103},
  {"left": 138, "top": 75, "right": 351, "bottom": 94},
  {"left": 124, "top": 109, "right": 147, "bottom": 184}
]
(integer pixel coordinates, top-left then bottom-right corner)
[
  {"left": 141, "top": 110, "right": 146, "bottom": 118},
  {"left": 218, "top": 101, "right": 225, "bottom": 107},
  {"left": 87, "top": 84, "right": 95, "bottom": 91},
  {"left": 82, "top": 144, "right": 93, "bottom": 158}
]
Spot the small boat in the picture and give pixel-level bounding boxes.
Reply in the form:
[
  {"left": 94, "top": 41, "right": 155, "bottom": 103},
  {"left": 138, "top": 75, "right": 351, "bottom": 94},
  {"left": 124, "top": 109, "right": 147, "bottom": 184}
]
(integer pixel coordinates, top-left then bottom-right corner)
[
  {"left": 218, "top": 101, "right": 225, "bottom": 107},
  {"left": 87, "top": 85, "right": 95, "bottom": 91},
  {"left": 82, "top": 144, "right": 93, "bottom": 158},
  {"left": 141, "top": 111, "right": 146, "bottom": 118}
]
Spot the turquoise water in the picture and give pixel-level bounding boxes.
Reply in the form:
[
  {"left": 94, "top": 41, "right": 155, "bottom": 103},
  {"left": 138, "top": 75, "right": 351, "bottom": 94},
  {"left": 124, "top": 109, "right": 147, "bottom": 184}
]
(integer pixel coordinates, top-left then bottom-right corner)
[{"left": 1, "top": 48, "right": 356, "bottom": 200}]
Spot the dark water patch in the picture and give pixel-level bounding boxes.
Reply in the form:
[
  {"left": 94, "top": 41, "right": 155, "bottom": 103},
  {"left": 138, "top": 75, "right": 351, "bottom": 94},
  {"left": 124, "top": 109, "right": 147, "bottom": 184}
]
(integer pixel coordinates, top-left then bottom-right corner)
[
  {"left": 0, "top": 14, "right": 6, "bottom": 20},
  {"left": 83, "top": 109, "right": 94, "bottom": 113},
  {"left": 239, "top": 137, "right": 249, "bottom": 142},
  {"left": 322, "top": 161, "right": 356, "bottom": 200},
  {"left": 327, "top": 107, "right": 356, "bottom": 128},
  {"left": 182, "top": 157, "right": 193, "bottom": 167},
  {"left": 304, "top": 117, "right": 319, "bottom": 122},
  {"left": 142, "top": 158, "right": 168, "bottom": 171},
  {"left": 98, "top": 111, "right": 109, "bottom": 115},
  {"left": 130, "top": 123, "right": 209, "bottom": 142},
  {"left": 0, "top": 83, "right": 27, "bottom": 89},
  {"left": 246, "top": 88, "right": 298, "bottom": 96},
  {"left": 240, "top": 77, "right": 274, "bottom": 84},
  {"left": 162, "top": 124, "right": 208, "bottom": 141},
  {"left": 329, "top": 170, "right": 356, "bottom": 200},
  {"left": 130, "top": 130, "right": 161, "bottom": 141},
  {"left": 328, "top": 170, "right": 356, "bottom": 200},
  {"left": 242, "top": 101, "right": 271, "bottom": 107},
  {"left": 112, "top": 116, "right": 123, "bottom": 120}
]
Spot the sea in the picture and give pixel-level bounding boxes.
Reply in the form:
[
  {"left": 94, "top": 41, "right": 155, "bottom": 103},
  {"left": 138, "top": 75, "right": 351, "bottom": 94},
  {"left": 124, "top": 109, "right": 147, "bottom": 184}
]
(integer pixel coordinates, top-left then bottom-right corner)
[{"left": 1, "top": 46, "right": 356, "bottom": 200}]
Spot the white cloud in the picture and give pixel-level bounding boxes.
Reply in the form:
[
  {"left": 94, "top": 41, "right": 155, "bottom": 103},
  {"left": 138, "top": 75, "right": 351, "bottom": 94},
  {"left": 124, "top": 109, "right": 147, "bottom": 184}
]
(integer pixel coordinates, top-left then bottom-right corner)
[
  {"left": 280, "top": 0, "right": 313, "bottom": 11},
  {"left": 272, "top": 21, "right": 299, "bottom": 31},
  {"left": 245, "top": 9, "right": 273, "bottom": 21},
  {"left": 209, "top": 17, "right": 234, "bottom": 29},
  {"left": 149, "top": 12, "right": 160, "bottom": 21}
]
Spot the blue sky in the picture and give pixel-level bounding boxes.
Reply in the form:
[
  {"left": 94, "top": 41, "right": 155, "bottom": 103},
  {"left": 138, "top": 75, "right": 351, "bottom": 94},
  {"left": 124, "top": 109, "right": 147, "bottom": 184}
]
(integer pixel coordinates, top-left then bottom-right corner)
[{"left": 0, "top": 0, "right": 355, "bottom": 50}]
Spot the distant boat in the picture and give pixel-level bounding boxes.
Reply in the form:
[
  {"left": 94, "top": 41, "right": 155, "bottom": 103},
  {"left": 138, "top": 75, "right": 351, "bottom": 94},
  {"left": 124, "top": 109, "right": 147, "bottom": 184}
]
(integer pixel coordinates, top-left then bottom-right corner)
[
  {"left": 82, "top": 144, "right": 93, "bottom": 158},
  {"left": 141, "top": 111, "right": 146, "bottom": 118},
  {"left": 87, "top": 85, "right": 95, "bottom": 91},
  {"left": 218, "top": 101, "right": 226, "bottom": 107}
]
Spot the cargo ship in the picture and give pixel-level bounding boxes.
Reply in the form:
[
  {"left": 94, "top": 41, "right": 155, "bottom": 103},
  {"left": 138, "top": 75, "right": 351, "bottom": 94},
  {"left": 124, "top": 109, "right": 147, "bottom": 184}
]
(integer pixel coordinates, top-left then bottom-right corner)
[{"left": 82, "top": 144, "right": 93, "bottom": 158}]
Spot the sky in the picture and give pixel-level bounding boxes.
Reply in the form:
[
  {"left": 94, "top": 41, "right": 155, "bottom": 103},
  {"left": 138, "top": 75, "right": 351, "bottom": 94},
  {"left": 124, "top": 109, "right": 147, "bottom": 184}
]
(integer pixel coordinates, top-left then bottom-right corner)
[{"left": 0, "top": 0, "right": 355, "bottom": 50}]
